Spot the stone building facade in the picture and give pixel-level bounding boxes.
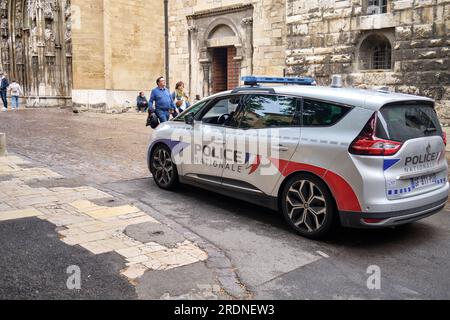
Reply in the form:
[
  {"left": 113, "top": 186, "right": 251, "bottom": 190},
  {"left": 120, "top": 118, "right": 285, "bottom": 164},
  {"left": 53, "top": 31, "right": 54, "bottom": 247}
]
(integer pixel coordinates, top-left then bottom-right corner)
[
  {"left": 169, "top": 0, "right": 450, "bottom": 118},
  {"left": 285, "top": 0, "right": 450, "bottom": 118},
  {"left": 168, "top": 0, "right": 287, "bottom": 99},
  {"left": 70, "top": 0, "right": 165, "bottom": 112},
  {"left": 0, "top": 0, "right": 165, "bottom": 111}
]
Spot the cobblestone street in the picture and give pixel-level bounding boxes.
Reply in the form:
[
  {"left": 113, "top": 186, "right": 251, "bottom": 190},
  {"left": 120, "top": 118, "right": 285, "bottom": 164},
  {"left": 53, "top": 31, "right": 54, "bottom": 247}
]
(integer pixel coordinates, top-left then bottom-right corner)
[{"left": 0, "top": 109, "right": 151, "bottom": 184}]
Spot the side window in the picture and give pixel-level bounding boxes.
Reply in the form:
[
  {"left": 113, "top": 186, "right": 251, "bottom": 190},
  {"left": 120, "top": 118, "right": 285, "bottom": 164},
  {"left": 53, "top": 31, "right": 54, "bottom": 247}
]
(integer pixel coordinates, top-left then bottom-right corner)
[
  {"left": 174, "top": 100, "right": 208, "bottom": 122},
  {"left": 200, "top": 96, "right": 241, "bottom": 126},
  {"left": 236, "top": 94, "right": 299, "bottom": 129},
  {"left": 302, "top": 99, "right": 351, "bottom": 127}
]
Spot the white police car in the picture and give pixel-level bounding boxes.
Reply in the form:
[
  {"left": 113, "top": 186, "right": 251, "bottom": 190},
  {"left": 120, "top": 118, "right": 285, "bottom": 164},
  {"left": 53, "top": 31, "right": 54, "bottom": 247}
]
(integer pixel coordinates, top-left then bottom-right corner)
[{"left": 147, "top": 76, "right": 449, "bottom": 238}]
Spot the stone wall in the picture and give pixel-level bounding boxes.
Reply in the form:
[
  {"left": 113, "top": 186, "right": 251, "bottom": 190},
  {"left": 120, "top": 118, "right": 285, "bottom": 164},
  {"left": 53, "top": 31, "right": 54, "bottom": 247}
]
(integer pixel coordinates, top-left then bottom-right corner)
[
  {"left": 168, "top": 0, "right": 287, "bottom": 99},
  {"left": 286, "top": 0, "right": 450, "bottom": 119},
  {"left": 71, "top": 0, "right": 164, "bottom": 112}
]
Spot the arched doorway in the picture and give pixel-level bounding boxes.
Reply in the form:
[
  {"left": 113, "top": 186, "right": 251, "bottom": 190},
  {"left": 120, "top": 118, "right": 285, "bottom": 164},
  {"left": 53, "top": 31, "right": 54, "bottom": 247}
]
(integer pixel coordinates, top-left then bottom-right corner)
[
  {"left": 208, "top": 24, "right": 240, "bottom": 94},
  {"left": 0, "top": 0, "right": 72, "bottom": 107}
]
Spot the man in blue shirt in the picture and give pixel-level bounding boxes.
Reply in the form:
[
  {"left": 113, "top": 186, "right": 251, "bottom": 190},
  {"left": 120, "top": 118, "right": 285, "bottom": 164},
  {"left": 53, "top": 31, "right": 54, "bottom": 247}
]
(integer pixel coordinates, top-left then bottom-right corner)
[{"left": 149, "top": 77, "right": 176, "bottom": 123}]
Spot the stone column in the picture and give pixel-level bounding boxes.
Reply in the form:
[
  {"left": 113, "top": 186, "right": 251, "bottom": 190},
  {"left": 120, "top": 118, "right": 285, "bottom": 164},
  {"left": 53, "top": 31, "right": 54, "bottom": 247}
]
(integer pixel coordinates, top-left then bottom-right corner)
[
  {"left": 200, "top": 60, "right": 211, "bottom": 98},
  {"left": 241, "top": 17, "right": 253, "bottom": 76}
]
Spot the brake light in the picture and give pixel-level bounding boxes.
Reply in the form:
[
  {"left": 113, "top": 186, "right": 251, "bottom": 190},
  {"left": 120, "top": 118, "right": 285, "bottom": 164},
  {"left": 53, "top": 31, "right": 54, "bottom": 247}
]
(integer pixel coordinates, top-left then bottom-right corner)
[
  {"left": 443, "top": 132, "right": 447, "bottom": 146},
  {"left": 349, "top": 113, "right": 403, "bottom": 156}
]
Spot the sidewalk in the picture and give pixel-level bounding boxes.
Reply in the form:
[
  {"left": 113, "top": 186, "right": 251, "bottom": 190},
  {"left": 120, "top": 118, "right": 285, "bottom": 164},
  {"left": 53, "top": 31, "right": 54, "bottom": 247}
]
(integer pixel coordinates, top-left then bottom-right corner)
[{"left": 0, "top": 153, "right": 246, "bottom": 299}]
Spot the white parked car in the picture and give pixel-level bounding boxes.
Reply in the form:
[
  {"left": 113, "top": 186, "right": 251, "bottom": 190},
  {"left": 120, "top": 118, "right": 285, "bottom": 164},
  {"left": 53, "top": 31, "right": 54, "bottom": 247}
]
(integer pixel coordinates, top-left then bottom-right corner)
[{"left": 147, "top": 77, "right": 449, "bottom": 238}]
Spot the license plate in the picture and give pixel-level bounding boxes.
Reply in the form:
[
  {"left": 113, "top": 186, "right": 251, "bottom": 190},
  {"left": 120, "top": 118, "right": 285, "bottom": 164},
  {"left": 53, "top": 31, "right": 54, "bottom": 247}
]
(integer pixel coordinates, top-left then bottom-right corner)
[{"left": 412, "top": 174, "right": 437, "bottom": 189}]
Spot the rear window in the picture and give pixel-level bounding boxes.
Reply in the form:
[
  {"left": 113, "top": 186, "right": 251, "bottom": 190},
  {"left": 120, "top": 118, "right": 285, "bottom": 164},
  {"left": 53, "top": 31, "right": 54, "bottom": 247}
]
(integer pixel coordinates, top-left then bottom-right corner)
[{"left": 376, "top": 103, "right": 443, "bottom": 143}]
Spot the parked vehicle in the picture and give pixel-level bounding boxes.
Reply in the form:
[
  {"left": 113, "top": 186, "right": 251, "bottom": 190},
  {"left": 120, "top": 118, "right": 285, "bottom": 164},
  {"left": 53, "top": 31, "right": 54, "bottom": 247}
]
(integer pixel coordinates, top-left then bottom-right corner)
[{"left": 147, "top": 76, "right": 449, "bottom": 238}]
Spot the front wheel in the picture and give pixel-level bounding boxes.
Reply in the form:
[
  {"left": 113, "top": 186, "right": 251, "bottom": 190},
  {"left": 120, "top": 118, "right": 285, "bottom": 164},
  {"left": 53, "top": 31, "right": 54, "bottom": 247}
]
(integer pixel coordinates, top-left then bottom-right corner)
[
  {"left": 281, "top": 173, "right": 337, "bottom": 239},
  {"left": 150, "top": 144, "right": 179, "bottom": 190}
]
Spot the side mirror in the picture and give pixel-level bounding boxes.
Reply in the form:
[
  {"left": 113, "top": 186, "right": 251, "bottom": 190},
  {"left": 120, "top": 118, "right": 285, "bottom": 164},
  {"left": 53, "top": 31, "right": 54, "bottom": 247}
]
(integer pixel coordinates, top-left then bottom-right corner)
[{"left": 185, "top": 112, "right": 195, "bottom": 125}]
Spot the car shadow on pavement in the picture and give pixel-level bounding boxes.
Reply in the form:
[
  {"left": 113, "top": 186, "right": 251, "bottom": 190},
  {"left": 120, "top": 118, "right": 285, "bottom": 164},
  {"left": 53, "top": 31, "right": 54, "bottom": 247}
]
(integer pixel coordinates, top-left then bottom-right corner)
[
  {"left": 322, "top": 221, "right": 441, "bottom": 249},
  {"left": 170, "top": 183, "right": 289, "bottom": 227},
  {"left": 141, "top": 178, "right": 442, "bottom": 249}
]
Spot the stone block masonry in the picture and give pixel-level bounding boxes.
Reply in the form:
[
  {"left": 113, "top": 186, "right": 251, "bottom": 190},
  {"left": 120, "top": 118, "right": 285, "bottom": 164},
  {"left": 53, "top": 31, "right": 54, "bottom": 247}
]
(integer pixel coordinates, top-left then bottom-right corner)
[{"left": 285, "top": 0, "right": 450, "bottom": 119}]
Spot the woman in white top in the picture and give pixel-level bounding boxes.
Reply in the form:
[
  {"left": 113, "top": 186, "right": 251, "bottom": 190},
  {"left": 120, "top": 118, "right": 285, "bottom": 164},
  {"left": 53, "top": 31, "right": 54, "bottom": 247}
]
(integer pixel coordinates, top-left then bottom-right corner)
[{"left": 8, "top": 79, "right": 23, "bottom": 111}]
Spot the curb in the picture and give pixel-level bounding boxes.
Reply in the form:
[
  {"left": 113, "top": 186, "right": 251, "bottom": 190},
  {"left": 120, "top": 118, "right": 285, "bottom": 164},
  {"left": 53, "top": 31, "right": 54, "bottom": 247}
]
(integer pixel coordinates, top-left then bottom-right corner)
[
  {"left": 7, "top": 150, "right": 251, "bottom": 299},
  {"left": 100, "top": 185, "right": 252, "bottom": 299}
]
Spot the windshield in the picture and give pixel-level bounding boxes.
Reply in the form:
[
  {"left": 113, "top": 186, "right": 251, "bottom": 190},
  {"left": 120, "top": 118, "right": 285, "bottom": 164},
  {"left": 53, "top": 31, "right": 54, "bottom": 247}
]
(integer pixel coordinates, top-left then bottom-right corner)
[{"left": 173, "top": 100, "right": 208, "bottom": 122}]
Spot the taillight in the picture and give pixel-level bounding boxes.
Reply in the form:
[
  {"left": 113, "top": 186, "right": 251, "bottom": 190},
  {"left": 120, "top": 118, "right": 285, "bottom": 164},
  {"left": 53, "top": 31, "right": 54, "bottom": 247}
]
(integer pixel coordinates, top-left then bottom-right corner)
[
  {"left": 443, "top": 132, "right": 447, "bottom": 146},
  {"left": 349, "top": 113, "right": 403, "bottom": 156}
]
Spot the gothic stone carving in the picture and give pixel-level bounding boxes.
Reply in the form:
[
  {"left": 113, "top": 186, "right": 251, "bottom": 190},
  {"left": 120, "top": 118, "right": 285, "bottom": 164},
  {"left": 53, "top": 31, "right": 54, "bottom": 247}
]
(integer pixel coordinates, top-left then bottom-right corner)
[{"left": 0, "top": 0, "right": 72, "bottom": 104}]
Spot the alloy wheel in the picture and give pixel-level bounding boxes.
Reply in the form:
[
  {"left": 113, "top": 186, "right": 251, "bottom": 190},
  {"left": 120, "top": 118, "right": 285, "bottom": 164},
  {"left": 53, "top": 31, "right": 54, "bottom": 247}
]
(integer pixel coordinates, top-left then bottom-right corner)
[
  {"left": 152, "top": 148, "right": 174, "bottom": 186},
  {"left": 286, "top": 180, "right": 327, "bottom": 233}
]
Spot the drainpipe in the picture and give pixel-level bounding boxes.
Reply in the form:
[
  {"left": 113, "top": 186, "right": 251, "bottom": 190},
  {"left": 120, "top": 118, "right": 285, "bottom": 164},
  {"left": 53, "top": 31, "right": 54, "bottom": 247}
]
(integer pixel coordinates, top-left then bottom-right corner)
[
  {"left": 164, "top": 0, "right": 170, "bottom": 89},
  {"left": 188, "top": 29, "right": 192, "bottom": 99}
]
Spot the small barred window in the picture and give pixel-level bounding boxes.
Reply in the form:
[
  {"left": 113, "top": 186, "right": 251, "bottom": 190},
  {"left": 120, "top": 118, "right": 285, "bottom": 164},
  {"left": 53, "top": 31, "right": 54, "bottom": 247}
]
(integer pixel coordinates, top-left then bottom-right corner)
[{"left": 358, "top": 34, "right": 393, "bottom": 70}]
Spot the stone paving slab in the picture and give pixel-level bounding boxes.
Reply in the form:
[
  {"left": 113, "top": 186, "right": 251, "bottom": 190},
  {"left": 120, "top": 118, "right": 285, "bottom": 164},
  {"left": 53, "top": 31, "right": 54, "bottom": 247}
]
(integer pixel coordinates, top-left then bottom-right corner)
[{"left": 0, "top": 154, "right": 209, "bottom": 282}]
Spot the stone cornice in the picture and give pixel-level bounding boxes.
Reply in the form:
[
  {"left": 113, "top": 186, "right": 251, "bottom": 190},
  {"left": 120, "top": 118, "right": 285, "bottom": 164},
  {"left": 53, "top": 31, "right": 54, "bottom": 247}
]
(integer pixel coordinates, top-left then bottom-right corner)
[{"left": 186, "top": 3, "right": 253, "bottom": 21}]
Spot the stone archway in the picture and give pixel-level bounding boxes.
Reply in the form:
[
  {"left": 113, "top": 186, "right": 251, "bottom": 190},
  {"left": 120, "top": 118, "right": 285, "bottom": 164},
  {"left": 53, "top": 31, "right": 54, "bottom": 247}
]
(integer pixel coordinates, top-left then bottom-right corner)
[
  {"left": 0, "top": 0, "right": 72, "bottom": 107},
  {"left": 186, "top": 4, "right": 254, "bottom": 98}
]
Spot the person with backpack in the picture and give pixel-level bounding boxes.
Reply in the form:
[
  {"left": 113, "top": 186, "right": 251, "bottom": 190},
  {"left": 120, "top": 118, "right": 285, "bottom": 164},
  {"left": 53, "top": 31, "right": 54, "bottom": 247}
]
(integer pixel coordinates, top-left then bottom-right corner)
[{"left": 8, "top": 79, "right": 23, "bottom": 111}]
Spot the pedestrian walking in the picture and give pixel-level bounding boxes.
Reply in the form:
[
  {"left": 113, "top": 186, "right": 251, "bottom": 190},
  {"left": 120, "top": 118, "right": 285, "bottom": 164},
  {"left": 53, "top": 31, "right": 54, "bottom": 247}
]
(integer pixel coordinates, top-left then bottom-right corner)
[
  {"left": 172, "top": 81, "right": 190, "bottom": 115},
  {"left": 136, "top": 92, "right": 149, "bottom": 113},
  {"left": 148, "top": 76, "right": 176, "bottom": 123},
  {"left": 8, "top": 79, "right": 23, "bottom": 111},
  {"left": 0, "top": 72, "right": 9, "bottom": 111}
]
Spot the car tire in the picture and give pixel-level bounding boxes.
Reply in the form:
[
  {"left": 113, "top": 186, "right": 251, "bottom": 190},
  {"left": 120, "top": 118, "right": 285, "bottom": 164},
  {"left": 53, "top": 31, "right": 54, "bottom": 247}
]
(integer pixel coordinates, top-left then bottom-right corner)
[
  {"left": 150, "top": 144, "right": 179, "bottom": 190},
  {"left": 281, "top": 173, "right": 337, "bottom": 239}
]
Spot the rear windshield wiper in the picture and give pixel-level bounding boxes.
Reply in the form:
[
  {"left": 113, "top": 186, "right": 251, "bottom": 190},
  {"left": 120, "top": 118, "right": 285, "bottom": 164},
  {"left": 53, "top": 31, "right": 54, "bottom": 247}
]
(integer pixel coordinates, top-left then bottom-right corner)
[{"left": 424, "top": 128, "right": 437, "bottom": 133}]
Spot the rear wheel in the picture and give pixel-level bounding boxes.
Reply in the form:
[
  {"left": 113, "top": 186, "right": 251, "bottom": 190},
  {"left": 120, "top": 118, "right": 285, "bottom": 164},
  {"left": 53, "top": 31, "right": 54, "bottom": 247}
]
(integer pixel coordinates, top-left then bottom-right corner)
[
  {"left": 281, "top": 173, "right": 337, "bottom": 239},
  {"left": 150, "top": 144, "right": 179, "bottom": 190}
]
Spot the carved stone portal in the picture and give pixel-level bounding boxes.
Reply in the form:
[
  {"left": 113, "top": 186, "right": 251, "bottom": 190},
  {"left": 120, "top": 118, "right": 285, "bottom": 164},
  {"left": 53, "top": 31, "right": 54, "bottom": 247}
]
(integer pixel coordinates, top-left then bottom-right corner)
[{"left": 0, "top": 0, "right": 72, "bottom": 107}]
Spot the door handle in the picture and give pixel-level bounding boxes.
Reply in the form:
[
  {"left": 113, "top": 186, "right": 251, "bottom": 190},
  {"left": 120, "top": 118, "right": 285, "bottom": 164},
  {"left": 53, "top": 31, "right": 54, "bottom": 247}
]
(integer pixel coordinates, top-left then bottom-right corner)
[{"left": 272, "top": 145, "right": 290, "bottom": 152}]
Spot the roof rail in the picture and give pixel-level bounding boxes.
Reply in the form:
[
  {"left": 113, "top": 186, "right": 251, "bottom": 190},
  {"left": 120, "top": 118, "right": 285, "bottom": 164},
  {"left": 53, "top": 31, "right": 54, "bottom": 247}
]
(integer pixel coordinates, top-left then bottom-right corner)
[
  {"left": 241, "top": 76, "right": 317, "bottom": 86},
  {"left": 231, "top": 86, "right": 276, "bottom": 94}
]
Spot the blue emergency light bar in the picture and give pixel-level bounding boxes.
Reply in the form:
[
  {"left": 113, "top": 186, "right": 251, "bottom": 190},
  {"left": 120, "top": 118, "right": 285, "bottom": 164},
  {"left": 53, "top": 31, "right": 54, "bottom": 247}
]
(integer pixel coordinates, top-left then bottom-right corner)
[{"left": 242, "top": 76, "right": 317, "bottom": 86}]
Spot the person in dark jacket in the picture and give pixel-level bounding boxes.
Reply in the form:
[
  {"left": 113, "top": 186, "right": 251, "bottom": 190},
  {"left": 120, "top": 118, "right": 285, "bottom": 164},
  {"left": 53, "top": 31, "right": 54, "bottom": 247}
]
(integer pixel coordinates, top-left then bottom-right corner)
[
  {"left": 0, "top": 72, "right": 9, "bottom": 111},
  {"left": 136, "top": 92, "right": 148, "bottom": 112}
]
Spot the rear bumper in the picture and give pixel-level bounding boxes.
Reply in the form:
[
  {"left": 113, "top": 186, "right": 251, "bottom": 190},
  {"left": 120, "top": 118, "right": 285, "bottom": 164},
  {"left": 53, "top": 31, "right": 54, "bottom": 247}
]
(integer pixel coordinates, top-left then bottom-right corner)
[{"left": 340, "top": 196, "right": 448, "bottom": 228}]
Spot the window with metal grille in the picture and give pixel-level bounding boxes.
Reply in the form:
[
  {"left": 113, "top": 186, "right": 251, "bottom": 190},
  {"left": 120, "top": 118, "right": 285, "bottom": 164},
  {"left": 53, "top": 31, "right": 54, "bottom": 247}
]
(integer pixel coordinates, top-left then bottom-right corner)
[
  {"left": 359, "top": 34, "right": 393, "bottom": 70},
  {"left": 367, "top": 0, "right": 388, "bottom": 15}
]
